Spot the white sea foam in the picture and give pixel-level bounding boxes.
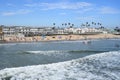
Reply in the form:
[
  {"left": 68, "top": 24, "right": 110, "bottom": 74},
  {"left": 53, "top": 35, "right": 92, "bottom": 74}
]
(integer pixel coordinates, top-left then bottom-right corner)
[
  {"left": 25, "top": 50, "right": 69, "bottom": 58},
  {"left": 26, "top": 50, "right": 65, "bottom": 54},
  {"left": 0, "top": 51, "right": 120, "bottom": 80}
]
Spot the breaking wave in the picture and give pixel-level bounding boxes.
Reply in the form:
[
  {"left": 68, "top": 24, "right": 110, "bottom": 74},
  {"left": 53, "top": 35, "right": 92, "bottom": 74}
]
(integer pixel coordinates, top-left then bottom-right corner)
[
  {"left": 25, "top": 50, "right": 65, "bottom": 54},
  {"left": 23, "top": 50, "right": 105, "bottom": 54},
  {"left": 23, "top": 50, "right": 69, "bottom": 56},
  {"left": 0, "top": 51, "right": 120, "bottom": 80},
  {"left": 21, "top": 50, "right": 70, "bottom": 58}
]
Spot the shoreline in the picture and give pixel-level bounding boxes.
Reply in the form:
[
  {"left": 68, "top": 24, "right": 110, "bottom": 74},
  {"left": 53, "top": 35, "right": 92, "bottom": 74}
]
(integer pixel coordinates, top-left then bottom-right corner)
[
  {"left": 1, "top": 34, "right": 120, "bottom": 43},
  {"left": 0, "top": 38, "right": 119, "bottom": 45}
]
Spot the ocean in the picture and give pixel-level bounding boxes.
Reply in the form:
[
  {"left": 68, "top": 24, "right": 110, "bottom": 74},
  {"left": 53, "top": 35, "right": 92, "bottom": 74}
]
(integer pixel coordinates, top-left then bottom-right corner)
[{"left": 0, "top": 39, "right": 120, "bottom": 80}]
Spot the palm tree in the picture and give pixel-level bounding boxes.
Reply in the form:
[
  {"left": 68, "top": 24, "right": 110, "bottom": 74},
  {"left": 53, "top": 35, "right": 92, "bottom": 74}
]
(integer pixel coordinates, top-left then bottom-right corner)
[
  {"left": 94, "top": 23, "right": 96, "bottom": 27},
  {"left": 72, "top": 24, "right": 74, "bottom": 27},
  {"left": 101, "top": 26, "right": 104, "bottom": 29},
  {"left": 86, "top": 22, "right": 88, "bottom": 24},
  {"left": 52, "top": 23, "right": 56, "bottom": 32},
  {"left": 97, "top": 23, "right": 102, "bottom": 28},
  {"left": 69, "top": 24, "right": 74, "bottom": 28},
  {"left": 94, "top": 23, "right": 96, "bottom": 25},
  {"left": 88, "top": 24, "right": 90, "bottom": 27},
  {"left": 68, "top": 23, "right": 71, "bottom": 26},
  {"left": 86, "top": 22, "right": 89, "bottom": 27},
  {"left": 97, "top": 22, "right": 100, "bottom": 25},
  {"left": 62, "top": 23, "right": 64, "bottom": 27},
  {"left": 99, "top": 23, "right": 102, "bottom": 27},
  {"left": 92, "top": 22, "right": 94, "bottom": 27},
  {"left": 53, "top": 23, "right": 56, "bottom": 27},
  {"left": 52, "top": 27, "right": 55, "bottom": 30},
  {"left": 65, "top": 23, "right": 67, "bottom": 27},
  {"left": 97, "top": 22, "right": 100, "bottom": 28},
  {"left": 68, "top": 23, "right": 70, "bottom": 28}
]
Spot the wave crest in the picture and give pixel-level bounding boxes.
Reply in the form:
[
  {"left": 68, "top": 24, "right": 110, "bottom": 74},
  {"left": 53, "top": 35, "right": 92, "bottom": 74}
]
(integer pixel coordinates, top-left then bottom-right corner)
[
  {"left": 23, "top": 50, "right": 105, "bottom": 54},
  {"left": 0, "top": 51, "right": 120, "bottom": 80}
]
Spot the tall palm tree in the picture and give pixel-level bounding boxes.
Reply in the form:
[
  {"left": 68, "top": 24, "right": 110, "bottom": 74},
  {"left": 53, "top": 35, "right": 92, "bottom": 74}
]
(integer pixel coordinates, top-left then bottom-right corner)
[
  {"left": 65, "top": 23, "right": 67, "bottom": 27},
  {"left": 94, "top": 23, "right": 96, "bottom": 25},
  {"left": 97, "top": 22, "right": 100, "bottom": 28},
  {"left": 86, "top": 22, "right": 88, "bottom": 24},
  {"left": 97, "top": 22, "right": 100, "bottom": 25},
  {"left": 52, "top": 23, "right": 56, "bottom": 32},
  {"left": 69, "top": 24, "right": 74, "bottom": 28},
  {"left": 94, "top": 22, "right": 96, "bottom": 26},
  {"left": 92, "top": 22, "right": 94, "bottom": 27},
  {"left": 100, "top": 23, "right": 102, "bottom": 28},
  {"left": 86, "top": 22, "right": 89, "bottom": 27},
  {"left": 62, "top": 23, "right": 64, "bottom": 27},
  {"left": 98, "top": 23, "right": 102, "bottom": 28},
  {"left": 88, "top": 24, "right": 90, "bottom": 27},
  {"left": 72, "top": 24, "right": 74, "bottom": 27},
  {"left": 68, "top": 23, "right": 70, "bottom": 28},
  {"left": 53, "top": 23, "right": 55, "bottom": 27},
  {"left": 68, "top": 23, "right": 71, "bottom": 26}
]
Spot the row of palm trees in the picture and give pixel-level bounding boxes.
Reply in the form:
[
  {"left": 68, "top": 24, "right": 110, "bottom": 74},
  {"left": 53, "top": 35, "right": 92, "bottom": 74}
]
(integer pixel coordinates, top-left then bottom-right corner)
[
  {"left": 53, "top": 23, "right": 75, "bottom": 28},
  {"left": 53, "top": 22, "right": 104, "bottom": 28},
  {"left": 81, "top": 22, "right": 103, "bottom": 28}
]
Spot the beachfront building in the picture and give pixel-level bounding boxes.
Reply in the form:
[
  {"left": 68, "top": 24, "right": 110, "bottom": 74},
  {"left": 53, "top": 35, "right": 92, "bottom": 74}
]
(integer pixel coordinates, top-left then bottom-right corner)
[
  {"left": 1, "top": 25, "right": 109, "bottom": 38},
  {"left": 64, "top": 27, "right": 74, "bottom": 34},
  {"left": 80, "top": 27, "right": 103, "bottom": 34},
  {"left": 29, "top": 27, "right": 39, "bottom": 36},
  {"left": 43, "top": 27, "right": 54, "bottom": 35},
  {"left": 15, "top": 27, "right": 27, "bottom": 37},
  {"left": 15, "top": 27, "right": 54, "bottom": 36},
  {"left": 2, "top": 26, "right": 26, "bottom": 37},
  {"left": 54, "top": 28, "right": 68, "bottom": 35},
  {"left": 2, "top": 26, "right": 16, "bottom": 37},
  {"left": 64, "top": 27, "right": 103, "bottom": 35}
]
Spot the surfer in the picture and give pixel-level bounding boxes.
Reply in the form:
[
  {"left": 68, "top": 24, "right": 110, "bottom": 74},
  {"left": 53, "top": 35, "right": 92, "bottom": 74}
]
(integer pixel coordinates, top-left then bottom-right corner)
[{"left": 83, "top": 40, "right": 91, "bottom": 45}]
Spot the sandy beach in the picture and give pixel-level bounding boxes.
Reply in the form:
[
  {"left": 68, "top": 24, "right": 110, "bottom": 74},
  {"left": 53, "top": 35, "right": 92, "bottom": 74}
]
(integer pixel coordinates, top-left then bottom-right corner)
[{"left": 3, "top": 33, "right": 120, "bottom": 42}]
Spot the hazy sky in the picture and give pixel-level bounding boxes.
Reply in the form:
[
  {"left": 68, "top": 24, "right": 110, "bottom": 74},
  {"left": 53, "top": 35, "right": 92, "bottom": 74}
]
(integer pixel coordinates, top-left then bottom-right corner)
[{"left": 0, "top": 0, "right": 120, "bottom": 28}]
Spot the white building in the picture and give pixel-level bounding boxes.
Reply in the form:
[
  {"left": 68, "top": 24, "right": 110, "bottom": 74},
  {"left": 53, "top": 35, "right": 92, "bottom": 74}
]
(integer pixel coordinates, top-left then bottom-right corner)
[{"left": 2, "top": 27, "right": 16, "bottom": 37}]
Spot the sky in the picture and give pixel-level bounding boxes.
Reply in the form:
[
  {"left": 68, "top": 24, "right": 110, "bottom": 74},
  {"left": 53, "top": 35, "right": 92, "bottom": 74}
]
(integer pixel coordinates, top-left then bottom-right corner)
[{"left": 0, "top": 0, "right": 120, "bottom": 28}]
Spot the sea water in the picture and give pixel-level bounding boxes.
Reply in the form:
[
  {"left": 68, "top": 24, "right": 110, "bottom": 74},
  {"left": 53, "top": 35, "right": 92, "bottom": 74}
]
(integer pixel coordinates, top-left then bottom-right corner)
[{"left": 0, "top": 39, "right": 120, "bottom": 80}]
